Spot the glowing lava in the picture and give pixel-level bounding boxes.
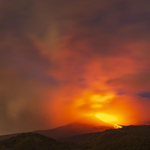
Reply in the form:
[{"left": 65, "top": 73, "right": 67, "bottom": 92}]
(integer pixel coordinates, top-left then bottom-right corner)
[
  {"left": 95, "top": 113, "right": 123, "bottom": 129},
  {"left": 48, "top": 91, "right": 139, "bottom": 128},
  {"left": 95, "top": 113, "right": 118, "bottom": 123},
  {"left": 114, "top": 124, "right": 122, "bottom": 129}
]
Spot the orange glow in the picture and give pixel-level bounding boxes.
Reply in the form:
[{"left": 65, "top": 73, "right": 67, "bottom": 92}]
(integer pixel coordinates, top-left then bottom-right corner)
[
  {"left": 95, "top": 113, "right": 118, "bottom": 124},
  {"left": 90, "top": 94, "right": 115, "bottom": 103},
  {"left": 114, "top": 124, "right": 123, "bottom": 129},
  {"left": 47, "top": 89, "right": 141, "bottom": 128},
  {"left": 91, "top": 104, "right": 103, "bottom": 108}
]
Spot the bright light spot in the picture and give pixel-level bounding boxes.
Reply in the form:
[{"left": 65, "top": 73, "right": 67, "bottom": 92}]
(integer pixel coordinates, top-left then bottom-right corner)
[
  {"left": 114, "top": 124, "right": 122, "bottom": 129},
  {"left": 95, "top": 113, "right": 118, "bottom": 123},
  {"left": 90, "top": 94, "right": 115, "bottom": 103}
]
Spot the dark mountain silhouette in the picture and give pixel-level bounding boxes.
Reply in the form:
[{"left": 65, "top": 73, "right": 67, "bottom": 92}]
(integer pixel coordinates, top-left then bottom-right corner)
[
  {"left": 0, "top": 132, "right": 80, "bottom": 150},
  {"left": 34, "top": 116, "right": 114, "bottom": 140},
  {"left": 82, "top": 125, "right": 150, "bottom": 150},
  {"left": 0, "top": 133, "right": 20, "bottom": 141},
  {"left": 63, "top": 132, "right": 96, "bottom": 143},
  {"left": 0, "top": 116, "right": 113, "bottom": 141},
  {"left": 60, "top": 125, "right": 150, "bottom": 149},
  {"left": 0, "top": 125, "right": 150, "bottom": 150}
]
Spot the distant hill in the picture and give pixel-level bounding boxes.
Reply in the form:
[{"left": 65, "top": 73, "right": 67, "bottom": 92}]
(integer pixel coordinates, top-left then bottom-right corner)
[
  {"left": 0, "top": 133, "right": 20, "bottom": 141},
  {"left": 0, "top": 132, "right": 80, "bottom": 150},
  {"left": 0, "top": 116, "right": 113, "bottom": 141},
  {"left": 34, "top": 116, "right": 113, "bottom": 140},
  {"left": 0, "top": 125, "right": 150, "bottom": 150}
]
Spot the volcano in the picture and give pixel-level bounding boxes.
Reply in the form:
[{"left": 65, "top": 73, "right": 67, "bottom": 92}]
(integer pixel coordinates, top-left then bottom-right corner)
[
  {"left": 34, "top": 116, "right": 114, "bottom": 140},
  {"left": 0, "top": 116, "right": 114, "bottom": 141}
]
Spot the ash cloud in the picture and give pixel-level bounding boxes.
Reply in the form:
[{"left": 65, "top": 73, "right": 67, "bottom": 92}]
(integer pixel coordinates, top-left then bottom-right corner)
[{"left": 0, "top": 0, "right": 150, "bottom": 134}]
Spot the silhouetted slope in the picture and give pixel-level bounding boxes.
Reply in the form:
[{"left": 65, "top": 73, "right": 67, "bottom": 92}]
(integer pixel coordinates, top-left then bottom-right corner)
[
  {"left": 0, "top": 125, "right": 150, "bottom": 150},
  {"left": 0, "top": 132, "right": 80, "bottom": 150},
  {"left": 63, "top": 132, "right": 96, "bottom": 143},
  {"left": 0, "top": 133, "right": 19, "bottom": 141},
  {"left": 83, "top": 125, "right": 150, "bottom": 150},
  {"left": 35, "top": 122, "right": 111, "bottom": 140},
  {"left": 0, "top": 116, "right": 113, "bottom": 141},
  {"left": 35, "top": 116, "right": 113, "bottom": 140}
]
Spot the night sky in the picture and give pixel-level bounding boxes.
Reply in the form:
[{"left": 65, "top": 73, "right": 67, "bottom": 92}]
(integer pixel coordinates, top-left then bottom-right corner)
[{"left": 0, "top": 0, "right": 150, "bottom": 135}]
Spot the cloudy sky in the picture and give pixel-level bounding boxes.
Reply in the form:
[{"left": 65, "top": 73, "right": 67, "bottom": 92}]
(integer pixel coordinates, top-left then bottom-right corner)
[{"left": 0, "top": 0, "right": 150, "bottom": 135}]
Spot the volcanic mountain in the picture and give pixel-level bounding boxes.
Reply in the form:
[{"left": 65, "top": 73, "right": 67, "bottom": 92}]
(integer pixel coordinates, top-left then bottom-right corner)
[
  {"left": 1, "top": 125, "right": 150, "bottom": 150},
  {"left": 34, "top": 116, "right": 114, "bottom": 140},
  {"left": 0, "top": 116, "right": 113, "bottom": 141}
]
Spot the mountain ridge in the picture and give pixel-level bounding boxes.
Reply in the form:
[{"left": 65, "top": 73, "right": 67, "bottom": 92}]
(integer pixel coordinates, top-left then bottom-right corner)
[
  {"left": 0, "top": 116, "right": 113, "bottom": 141},
  {"left": 0, "top": 125, "right": 150, "bottom": 150},
  {"left": 34, "top": 116, "right": 114, "bottom": 140}
]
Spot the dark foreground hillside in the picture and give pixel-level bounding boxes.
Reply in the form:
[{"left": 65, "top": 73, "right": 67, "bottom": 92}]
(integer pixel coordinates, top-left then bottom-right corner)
[
  {"left": 82, "top": 125, "right": 150, "bottom": 150},
  {"left": 0, "top": 133, "right": 81, "bottom": 150},
  {"left": 0, "top": 125, "right": 150, "bottom": 150}
]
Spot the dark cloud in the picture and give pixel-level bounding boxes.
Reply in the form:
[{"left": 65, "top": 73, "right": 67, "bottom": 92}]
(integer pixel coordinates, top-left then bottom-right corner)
[
  {"left": 0, "top": 0, "right": 150, "bottom": 134},
  {"left": 138, "top": 92, "right": 150, "bottom": 98},
  {"left": 107, "top": 71, "right": 150, "bottom": 94},
  {"left": 0, "top": 12, "right": 57, "bottom": 134}
]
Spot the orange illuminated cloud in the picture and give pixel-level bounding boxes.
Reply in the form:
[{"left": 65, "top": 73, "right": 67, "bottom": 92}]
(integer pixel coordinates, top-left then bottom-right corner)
[{"left": 95, "top": 113, "right": 118, "bottom": 124}]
